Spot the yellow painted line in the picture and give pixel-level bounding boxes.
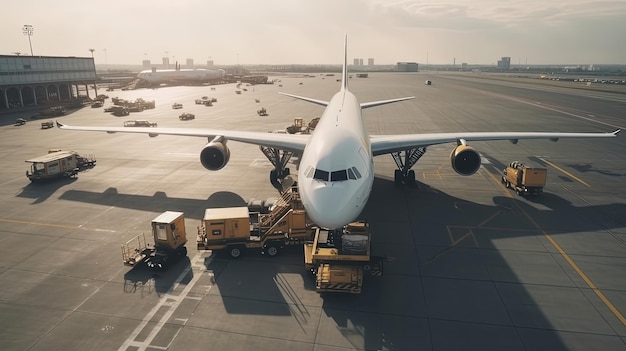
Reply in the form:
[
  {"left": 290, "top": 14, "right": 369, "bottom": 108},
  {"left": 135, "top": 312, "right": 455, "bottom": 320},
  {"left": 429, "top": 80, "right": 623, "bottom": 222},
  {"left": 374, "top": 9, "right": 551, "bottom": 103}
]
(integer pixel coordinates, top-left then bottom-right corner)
[
  {"left": 520, "top": 210, "right": 626, "bottom": 327},
  {"left": 482, "top": 168, "right": 511, "bottom": 196},
  {"left": 0, "top": 218, "right": 115, "bottom": 233},
  {"left": 540, "top": 158, "right": 591, "bottom": 188}
]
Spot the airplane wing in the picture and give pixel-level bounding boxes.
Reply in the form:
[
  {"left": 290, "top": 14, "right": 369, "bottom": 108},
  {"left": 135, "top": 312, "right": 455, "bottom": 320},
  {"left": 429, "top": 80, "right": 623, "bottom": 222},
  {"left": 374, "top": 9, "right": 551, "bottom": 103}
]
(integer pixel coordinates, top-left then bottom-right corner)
[
  {"left": 278, "top": 92, "right": 329, "bottom": 107},
  {"left": 360, "top": 96, "right": 415, "bottom": 109},
  {"left": 370, "top": 130, "right": 620, "bottom": 156},
  {"left": 56, "top": 122, "right": 310, "bottom": 153}
]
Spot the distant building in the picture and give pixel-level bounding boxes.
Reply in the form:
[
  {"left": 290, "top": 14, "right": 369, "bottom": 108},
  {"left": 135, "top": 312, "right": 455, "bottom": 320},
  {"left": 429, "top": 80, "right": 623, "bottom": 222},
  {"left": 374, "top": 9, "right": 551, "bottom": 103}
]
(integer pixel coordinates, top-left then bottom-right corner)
[
  {"left": 368, "top": 58, "right": 374, "bottom": 66},
  {"left": 0, "top": 55, "right": 97, "bottom": 110},
  {"left": 497, "top": 57, "right": 511, "bottom": 70},
  {"left": 353, "top": 58, "right": 359, "bottom": 66},
  {"left": 162, "top": 57, "right": 170, "bottom": 69},
  {"left": 142, "top": 60, "right": 151, "bottom": 69},
  {"left": 186, "top": 58, "right": 194, "bottom": 68},
  {"left": 207, "top": 60, "right": 214, "bottom": 67},
  {"left": 396, "top": 62, "right": 419, "bottom": 72}
]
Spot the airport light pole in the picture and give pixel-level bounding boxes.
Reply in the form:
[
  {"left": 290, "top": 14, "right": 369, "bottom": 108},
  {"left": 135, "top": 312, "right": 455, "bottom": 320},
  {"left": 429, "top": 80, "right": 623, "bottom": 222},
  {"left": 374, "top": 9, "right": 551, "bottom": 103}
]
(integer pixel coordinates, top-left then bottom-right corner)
[
  {"left": 22, "top": 25, "right": 34, "bottom": 56},
  {"left": 89, "top": 48, "right": 98, "bottom": 97}
]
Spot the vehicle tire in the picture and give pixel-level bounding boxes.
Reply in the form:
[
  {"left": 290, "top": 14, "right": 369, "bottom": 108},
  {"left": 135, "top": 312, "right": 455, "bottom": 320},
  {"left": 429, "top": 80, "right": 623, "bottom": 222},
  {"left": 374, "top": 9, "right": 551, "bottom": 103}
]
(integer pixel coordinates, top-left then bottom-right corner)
[
  {"left": 515, "top": 189, "right": 521, "bottom": 196},
  {"left": 394, "top": 170, "right": 402, "bottom": 185},
  {"left": 407, "top": 170, "right": 416, "bottom": 185},
  {"left": 265, "top": 245, "right": 279, "bottom": 257},
  {"left": 229, "top": 246, "right": 244, "bottom": 258},
  {"left": 505, "top": 181, "right": 510, "bottom": 189}
]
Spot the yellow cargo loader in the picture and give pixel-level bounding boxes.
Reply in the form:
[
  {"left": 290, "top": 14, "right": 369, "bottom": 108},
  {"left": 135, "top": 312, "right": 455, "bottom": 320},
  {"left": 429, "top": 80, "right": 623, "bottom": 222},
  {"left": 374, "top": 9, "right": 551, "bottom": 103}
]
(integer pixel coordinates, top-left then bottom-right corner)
[
  {"left": 197, "top": 187, "right": 315, "bottom": 258},
  {"left": 122, "top": 211, "right": 188, "bottom": 270},
  {"left": 304, "top": 221, "right": 383, "bottom": 294},
  {"left": 502, "top": 161, "right": 547, "bottom": 196}
]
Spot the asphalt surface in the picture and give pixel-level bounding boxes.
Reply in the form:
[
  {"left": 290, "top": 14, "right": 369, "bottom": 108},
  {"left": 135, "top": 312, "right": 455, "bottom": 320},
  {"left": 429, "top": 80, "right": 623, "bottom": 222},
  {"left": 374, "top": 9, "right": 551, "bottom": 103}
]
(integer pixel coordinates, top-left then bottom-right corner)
[{"left": 1, "top": 72, "right": 625, "bottom": 351}]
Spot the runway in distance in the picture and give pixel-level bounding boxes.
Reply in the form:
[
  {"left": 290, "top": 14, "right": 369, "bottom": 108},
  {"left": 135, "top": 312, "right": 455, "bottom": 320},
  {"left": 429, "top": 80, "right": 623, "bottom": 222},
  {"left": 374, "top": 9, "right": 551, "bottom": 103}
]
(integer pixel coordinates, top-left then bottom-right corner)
[{"left": 58, "top": 37, "right": 620, "bottom": 229}]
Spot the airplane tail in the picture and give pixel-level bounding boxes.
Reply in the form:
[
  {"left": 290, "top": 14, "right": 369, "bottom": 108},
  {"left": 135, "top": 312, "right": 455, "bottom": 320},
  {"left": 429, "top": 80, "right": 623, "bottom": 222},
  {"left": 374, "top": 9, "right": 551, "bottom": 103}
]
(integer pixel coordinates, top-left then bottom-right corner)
[{"left": 341, "top": 35, "right": 348, "bottom": 91}]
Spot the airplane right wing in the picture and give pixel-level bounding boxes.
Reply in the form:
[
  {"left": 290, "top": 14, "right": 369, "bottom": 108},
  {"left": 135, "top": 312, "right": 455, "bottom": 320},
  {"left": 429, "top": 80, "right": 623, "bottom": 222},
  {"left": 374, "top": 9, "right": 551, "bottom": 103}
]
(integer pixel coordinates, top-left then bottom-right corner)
[
  {"left": 56, "top": 122, "right": 310, "bottom": 153},
  {"left": 370, "top": 130, "right": 620, "bottom": 156}
]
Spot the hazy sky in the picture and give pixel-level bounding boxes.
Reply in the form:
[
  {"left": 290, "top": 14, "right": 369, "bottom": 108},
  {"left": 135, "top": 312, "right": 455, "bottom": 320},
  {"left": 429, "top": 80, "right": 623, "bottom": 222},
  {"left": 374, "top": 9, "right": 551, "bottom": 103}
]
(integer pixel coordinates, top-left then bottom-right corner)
[{"left": 2, "top": 0, "right": 625, "bottom": 65}]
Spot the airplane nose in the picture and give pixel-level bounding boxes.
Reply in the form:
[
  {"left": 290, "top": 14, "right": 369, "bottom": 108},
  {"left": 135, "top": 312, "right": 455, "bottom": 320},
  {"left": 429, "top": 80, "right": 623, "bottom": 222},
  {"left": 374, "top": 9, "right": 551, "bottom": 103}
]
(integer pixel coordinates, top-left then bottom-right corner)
[{"left": 303, "top": 186, "right": 357, "bottom": 229}]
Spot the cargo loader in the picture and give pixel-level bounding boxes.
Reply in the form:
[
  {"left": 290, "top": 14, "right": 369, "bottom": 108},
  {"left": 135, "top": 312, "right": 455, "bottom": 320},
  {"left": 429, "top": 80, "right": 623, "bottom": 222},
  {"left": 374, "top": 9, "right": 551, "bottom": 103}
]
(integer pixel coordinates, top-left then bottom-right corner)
[
  {"left": 304, "top": 221, "right": 383, "bottom": 294},
  {"left": 196, "top": 187, "right": 315, "bottom": 258},
  {"left": 122, "top": 211, "right": 188, "bottom": 270}
]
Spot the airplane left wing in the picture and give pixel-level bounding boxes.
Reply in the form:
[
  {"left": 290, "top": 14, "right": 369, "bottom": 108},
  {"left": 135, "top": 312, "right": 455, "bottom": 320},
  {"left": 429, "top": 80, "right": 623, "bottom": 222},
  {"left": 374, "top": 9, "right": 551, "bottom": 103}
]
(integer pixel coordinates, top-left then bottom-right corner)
[
  {"left": 56, "top": 122, "right": 310, "bottom": 153},
  {"left": 370, "top": 130, "right": 620, "bottom": 156}
]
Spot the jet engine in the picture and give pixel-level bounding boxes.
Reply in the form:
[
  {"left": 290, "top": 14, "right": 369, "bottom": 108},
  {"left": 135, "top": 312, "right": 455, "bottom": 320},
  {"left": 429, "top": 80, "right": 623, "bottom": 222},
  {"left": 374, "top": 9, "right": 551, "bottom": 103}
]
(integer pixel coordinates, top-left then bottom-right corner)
[
  {"left": 200, "top": 136, "right": 230, "bottom": 171},
  {"left": 449, "top": 144, "right": 481, "bottom": 176}
]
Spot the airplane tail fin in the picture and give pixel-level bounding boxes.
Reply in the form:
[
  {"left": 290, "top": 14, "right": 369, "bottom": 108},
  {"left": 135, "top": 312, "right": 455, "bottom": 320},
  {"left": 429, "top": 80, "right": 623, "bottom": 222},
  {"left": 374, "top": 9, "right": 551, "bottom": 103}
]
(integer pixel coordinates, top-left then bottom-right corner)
[{"left": 341, "top": 35, "right": 349, "bottom": 91}]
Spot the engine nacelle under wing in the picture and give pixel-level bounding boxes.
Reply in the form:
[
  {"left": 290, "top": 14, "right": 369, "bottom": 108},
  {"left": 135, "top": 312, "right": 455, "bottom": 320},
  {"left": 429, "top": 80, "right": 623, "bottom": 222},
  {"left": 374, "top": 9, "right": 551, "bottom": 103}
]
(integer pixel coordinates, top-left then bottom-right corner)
[
  {"left": 450, "top": 144, "right": 481, "bottom": 176},
  {"left": 200, "top": 137, "right": 230, "bottom": 171}
]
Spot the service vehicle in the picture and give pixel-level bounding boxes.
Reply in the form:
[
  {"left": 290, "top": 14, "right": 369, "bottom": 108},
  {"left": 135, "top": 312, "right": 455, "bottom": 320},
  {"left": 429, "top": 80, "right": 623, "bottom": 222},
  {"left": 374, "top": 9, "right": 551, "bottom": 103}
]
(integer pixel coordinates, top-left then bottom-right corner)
[
  {"left": 257, "top": 107, "right": 268, "bottom": 116},
  {"left": 25, "top": 150, "right": 96, "bottom": 182},
  {"left": 179, "top": 112, "right": 195, "bottom": 121},
  {"left": 285, "top": 117, "right": 319, "bottom": 134},
  {"left": 41, "top": 121, "right": 54, "bottom": 129},
  {"left": 502, "top": 161, "right": 547, "bottom": 196},
  {"left": 122, "top": 211, "right": 188, "bottom": 270},
  {"left": 124, "top": 120, "right": 157, "bottom": 127},
  {"left": 172, "top": 103, "right": 183, "bottom": 109},
  {"left": 304, "top": 221, "right": 383, "bottom": 294},
  {"left": 14, "top": 118, "right": 27, "bottom": 126},
  {"left": 197, "top": 187, "right": 314, "bottom": 258},
  {"left": 425, "top": 80, "right": 432, "bottom": 85}
]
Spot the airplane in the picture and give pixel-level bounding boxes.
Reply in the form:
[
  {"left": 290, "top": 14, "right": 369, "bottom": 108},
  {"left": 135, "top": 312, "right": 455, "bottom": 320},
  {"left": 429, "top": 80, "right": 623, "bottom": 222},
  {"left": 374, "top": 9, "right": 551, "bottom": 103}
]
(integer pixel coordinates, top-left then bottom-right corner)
[
  {"left": 137, "top": 63, "right": 225, "bottom": 85},
  {"left": 57, "top": 37, "right": 620, "bottom": 229}
]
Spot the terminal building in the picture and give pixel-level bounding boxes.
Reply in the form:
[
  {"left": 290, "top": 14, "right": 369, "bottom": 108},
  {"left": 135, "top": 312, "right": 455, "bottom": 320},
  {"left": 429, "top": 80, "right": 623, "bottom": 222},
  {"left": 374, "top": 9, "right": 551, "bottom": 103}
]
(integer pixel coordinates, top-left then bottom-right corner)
[
  {"left": 396, "top": 62, "right": 419, "bottom": 72},
  {"left": 0, "top": 55, "right": 97, "bottom": 111}
]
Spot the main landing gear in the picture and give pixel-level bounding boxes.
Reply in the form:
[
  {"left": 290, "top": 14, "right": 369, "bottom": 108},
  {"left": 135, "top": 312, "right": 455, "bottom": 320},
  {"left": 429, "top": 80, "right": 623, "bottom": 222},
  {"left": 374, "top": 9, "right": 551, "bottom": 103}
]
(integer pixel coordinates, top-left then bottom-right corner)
[
  {"left": 260, "top": 146, "right": 293, "bottom": 188},
  {"left": 391, "top": 147, "right": 426, "bottom": 185}
]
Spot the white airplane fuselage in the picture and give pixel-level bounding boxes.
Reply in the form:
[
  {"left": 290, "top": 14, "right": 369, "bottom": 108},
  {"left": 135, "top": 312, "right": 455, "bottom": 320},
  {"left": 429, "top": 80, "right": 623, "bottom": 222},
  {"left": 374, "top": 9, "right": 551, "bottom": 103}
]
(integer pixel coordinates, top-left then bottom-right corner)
[{"left": 297, "top": 89, "right": 374, "bottom": 229}]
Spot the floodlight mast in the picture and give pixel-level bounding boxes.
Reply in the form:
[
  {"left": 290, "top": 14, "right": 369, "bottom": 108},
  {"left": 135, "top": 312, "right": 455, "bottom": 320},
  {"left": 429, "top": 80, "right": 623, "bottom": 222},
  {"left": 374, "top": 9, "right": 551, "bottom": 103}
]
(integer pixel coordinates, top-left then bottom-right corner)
[{"left": 22, "top": 25, "right": 34, "bottom": 56}]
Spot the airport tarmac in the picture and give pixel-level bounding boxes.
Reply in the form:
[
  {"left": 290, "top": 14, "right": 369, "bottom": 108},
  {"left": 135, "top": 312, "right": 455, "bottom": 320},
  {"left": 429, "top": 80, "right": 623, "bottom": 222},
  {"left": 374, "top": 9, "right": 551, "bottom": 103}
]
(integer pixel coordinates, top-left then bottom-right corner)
[{"left": 1, "top": 72, "right": 625, "bottom": 351}]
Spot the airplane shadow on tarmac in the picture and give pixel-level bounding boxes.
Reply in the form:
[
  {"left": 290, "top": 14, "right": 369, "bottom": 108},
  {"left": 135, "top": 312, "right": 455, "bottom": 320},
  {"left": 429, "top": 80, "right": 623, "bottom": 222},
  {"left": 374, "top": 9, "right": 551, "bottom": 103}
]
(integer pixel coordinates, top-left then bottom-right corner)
[
  {"left": 45, "top": 176, "right": 626, "bottom": 350},
  {"left": 16, "top": 177, "right": 78, "bottom": 204}
]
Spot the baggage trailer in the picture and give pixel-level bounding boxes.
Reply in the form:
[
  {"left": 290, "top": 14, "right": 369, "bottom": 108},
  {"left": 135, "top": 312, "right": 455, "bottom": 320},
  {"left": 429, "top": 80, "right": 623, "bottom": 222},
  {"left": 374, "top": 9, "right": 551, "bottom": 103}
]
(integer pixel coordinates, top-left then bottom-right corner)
[
  {"left": 25, "top": 150, "right": 96, "bottom": 182},
  {"left": 122, "top": 211, "right": 188, "bottom": 270},
  {"left": 304, "top": 221, "right": 383, "bottom": 294},
  {"left": 502, "top": 161, "right": 547, "bottom": 196},
  {"left": 197, "top": 187, "right": 315, "bottom": 258}
]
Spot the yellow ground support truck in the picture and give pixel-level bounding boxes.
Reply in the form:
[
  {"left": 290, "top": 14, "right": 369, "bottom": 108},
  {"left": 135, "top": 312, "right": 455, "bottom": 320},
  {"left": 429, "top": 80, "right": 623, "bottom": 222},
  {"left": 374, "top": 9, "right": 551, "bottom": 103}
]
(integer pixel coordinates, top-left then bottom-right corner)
[
  {"left": 122, "top": 211, "right": 188, "bottom": 270},
  {"left": 502, "top": 161, "right": 548, "bottom": 196},
  {"left": 304, "top": 221, "right": 383, "bottom": 294},
  {"left": 197, "top": 187, "right": 315, "bottom": 257}
]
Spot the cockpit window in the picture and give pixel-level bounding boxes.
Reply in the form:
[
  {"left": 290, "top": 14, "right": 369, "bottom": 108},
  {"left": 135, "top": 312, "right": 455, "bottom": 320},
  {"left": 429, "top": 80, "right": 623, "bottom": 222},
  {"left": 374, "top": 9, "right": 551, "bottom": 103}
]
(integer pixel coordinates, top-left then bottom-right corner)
[
  {"left": 347, "top": 168, "right": 356, "bottom": 180},
  {"left": 309, "top": 166, "right": 362, "bottom": 182},
  {"left": 305, "top": 166, "right": 315, "bottom": 178},
  {"left": 331, "top": 170, "right": 348, "bottom": 181},
  {"left": 313, "top": 168, "right": 329, "bottom": 181}
]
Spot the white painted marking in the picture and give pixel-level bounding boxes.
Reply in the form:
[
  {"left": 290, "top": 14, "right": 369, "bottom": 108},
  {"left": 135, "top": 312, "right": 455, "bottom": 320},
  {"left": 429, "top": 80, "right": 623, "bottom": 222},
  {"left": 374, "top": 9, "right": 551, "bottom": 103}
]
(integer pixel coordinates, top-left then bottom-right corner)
[{"left": 118, "top": 254, "right": 213, "bottom": 351}]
